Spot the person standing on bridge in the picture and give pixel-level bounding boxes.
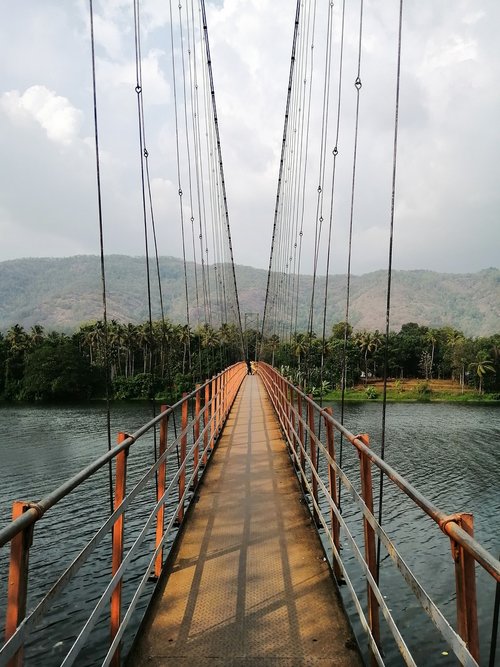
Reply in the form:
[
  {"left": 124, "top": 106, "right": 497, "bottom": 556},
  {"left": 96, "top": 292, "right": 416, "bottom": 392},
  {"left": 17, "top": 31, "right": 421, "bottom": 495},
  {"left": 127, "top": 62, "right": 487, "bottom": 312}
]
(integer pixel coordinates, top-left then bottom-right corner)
[{"left": 246, "top": 358, "right": 253, "bottom": 375}]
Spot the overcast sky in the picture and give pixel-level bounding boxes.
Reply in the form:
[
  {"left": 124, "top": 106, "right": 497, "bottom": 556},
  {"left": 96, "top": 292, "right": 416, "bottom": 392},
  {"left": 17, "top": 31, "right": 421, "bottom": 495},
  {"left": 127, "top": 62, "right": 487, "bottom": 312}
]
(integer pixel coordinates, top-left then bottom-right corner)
[{"left": 0, "top": 0, "right": 499, "bottom": 276}]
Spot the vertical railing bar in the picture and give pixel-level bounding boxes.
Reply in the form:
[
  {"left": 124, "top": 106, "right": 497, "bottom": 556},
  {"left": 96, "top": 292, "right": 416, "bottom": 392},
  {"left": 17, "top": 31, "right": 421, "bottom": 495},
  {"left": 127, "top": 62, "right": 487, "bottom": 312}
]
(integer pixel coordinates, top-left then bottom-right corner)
[
  {"left": 210, "top": 376, "right": 216, "bottom": 450},
  {"left": 307, "top": 397, "right": 320, "bottom": 526},
  {"left": 358, "top": 432, "right": 381, "bottom": 661},
  {"left": 110, "top": 433, "right": 128, "bottom": 667},
  {"left": 4, "top": 501, "right": 33, "bottom": 667},
  {"left": 177, "top": 394, "right": 188, "bottom": 524},
  {"left": 452, "top": 513, "right": 480, "bottom": 661},
  {"left": 154, "top": 406, "right": 168, "bottom": 579},
  {"left": 193, "top": 385, "right": 201, "bottom": 489},
  {"left": 324, "top": 406, "right": 342, "bottom": 581},
  {"left": 203, "top": 380, "right": 209, "bottom": 465},
  {"left": 297, "top": 393, "right": 306, "bottom": 494}
]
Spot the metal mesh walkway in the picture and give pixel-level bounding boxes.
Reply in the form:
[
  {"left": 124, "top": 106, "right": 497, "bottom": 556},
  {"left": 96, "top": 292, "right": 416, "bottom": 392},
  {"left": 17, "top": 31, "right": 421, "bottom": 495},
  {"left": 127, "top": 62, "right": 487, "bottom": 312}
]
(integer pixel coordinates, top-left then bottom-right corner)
[{"left": 128, "top": 375, "right": 361, "bottom": 666}]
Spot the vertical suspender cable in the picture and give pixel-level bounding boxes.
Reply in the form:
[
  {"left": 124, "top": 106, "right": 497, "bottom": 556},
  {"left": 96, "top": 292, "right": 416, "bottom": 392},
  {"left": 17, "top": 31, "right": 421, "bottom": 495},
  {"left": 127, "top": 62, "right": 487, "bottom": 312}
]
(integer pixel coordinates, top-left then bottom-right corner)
[
  {"left": 178, "top": 2, "right": 201, "bottom": 327},
  {"left": 261, "top": 0, "right": 302, "bottom": 354},
  {"left": 376, "top": 0, "right": 404, "bottom": 581},
  {"left": 339, "top": 0, "right": 364, "bottom": 509},
  {"left": 169, "top": 0, "right": 192, "bottom": 370},
  {"left": 188, "top": 0, "right": 210, "bottom": 325},
  {"left": 319, "top": 0, "right": 347, "bottom": 404},
  {"left": 307, "top": 0, "right": 334, "bottom": 342},
  {"left": 89, "top": 0, "right": 113, "bottom": 514},
  {"left": 133, "top": 0, "right": 160, "bottom": 471},
  {"left": 200, "top": 0, "right": 245, "bottom": 358}
]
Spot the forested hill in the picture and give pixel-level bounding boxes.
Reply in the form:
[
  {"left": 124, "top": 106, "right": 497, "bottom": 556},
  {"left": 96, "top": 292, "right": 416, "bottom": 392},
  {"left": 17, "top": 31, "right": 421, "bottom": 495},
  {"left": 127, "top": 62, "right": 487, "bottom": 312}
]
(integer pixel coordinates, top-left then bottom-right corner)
[{"left": 0, "top": 256, "right": 498, "bottom": 337}]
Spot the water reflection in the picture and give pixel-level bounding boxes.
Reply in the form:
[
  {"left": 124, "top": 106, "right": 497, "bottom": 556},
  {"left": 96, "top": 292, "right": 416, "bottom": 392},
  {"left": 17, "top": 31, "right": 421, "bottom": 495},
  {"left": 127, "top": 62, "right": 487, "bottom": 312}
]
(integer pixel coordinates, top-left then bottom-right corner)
[{"left": 0, "top": 401, "right": 498, "bottom": 665}]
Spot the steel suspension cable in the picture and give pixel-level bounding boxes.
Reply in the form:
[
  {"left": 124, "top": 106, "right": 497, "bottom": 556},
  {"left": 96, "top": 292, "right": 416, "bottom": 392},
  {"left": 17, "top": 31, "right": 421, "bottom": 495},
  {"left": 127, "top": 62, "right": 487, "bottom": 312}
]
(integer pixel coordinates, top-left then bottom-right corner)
[
  {"left": 133, "top": 0, "right": 159, "bottom": 471},
  {"left": 261, "top": 0, "right": 302, "bottom": 353},
  {"left": 178, "top": 2, "right": 201, "bottom": 327},
  {"left": 168, "top": 0, "right": 192, "bottom": 368},
  {"left": 89, "top": 0, "right": 113, "bottom": 514},
  {"left": 376, "top": 0, "right": 404, "bottom": 582},
  {"left": 289, "top": 6, "right": 312, "bottom": 339},
  {"left": 339, "top": 0, "right": 365, "bottom": 507},
  {"left": 200, "top": 0, "right": 245, "bottom": 358},
  {"left": 307, "top": 0, "right": 335, "bottom": 344},
  {"left": 319, "top": 0, "right": 347, "bottom": 405},
  {"left": 188, "top": 0, "right": 210, "bottom": 325},
  {"left": 293, "top": 0, "right": 317, "bottom": 336}
]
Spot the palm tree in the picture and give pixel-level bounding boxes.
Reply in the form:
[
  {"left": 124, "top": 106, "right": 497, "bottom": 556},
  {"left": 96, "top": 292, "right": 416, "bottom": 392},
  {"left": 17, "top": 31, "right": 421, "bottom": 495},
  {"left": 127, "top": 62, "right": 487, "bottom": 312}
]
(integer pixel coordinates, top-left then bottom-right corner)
[
  {"left": 268, "top": 334, "right": 280, "bottom": 367},
  {"left": 29, "top": 324, "right": 45, "bottom": 348},
  {"left": 355, "top": 330, "right": 377, "bottom": 385},
  {"left": 291, "top": 333, "right": 307, "bottom": 372},
  {"left": 424, "top": 328, "right": 438, "bottom": 379},
  {"left": 175, "top": 324, "right": 192, "bottom": 375},
  {"left": 136, "top": 322, "right": 153, "bottom": 374},
  {"left": 5, "top": 324, "right": 28, "bottom": 354},
  {"left": 469, "top": 352, "right": 495, "bottom": 394},
  {"left": 153, "top": 319, "right": 174, "bottom": 379},
  {"left": 122, "top": 323, "right": 138, "bottom": 377}
]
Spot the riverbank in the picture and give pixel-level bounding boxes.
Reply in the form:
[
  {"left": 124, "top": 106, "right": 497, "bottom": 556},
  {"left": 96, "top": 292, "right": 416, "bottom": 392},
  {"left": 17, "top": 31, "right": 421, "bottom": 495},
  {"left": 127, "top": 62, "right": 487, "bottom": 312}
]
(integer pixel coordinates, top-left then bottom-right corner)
[{"left": 322, "top": 379, "right": 500, "bottom": 403}]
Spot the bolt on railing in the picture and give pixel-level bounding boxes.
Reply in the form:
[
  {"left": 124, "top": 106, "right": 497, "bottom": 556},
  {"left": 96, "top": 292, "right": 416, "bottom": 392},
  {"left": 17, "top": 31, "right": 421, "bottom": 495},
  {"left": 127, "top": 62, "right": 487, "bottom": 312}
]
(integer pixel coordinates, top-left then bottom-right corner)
[
  {"left": 0, "top": 362, "right": 247, "bottom": 667},
  {"left": 257, "top": 361, "right": 500, "bottom": 667}
]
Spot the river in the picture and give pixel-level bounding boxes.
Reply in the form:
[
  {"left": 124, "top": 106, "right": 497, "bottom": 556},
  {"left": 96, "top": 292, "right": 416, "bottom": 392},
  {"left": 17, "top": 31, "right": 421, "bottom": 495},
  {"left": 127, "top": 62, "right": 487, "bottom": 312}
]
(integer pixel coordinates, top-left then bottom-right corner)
[{"left": 0, "top": 400, "right": 499, "bottom": 665}]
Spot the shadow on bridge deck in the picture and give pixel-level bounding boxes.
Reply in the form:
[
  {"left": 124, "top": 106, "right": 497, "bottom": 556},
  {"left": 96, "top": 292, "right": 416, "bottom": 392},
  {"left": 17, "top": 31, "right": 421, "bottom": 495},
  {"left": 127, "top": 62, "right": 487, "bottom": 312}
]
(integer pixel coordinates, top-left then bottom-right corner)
[{"left": 127, "top": 374, "right": 362, "bottom": 666}]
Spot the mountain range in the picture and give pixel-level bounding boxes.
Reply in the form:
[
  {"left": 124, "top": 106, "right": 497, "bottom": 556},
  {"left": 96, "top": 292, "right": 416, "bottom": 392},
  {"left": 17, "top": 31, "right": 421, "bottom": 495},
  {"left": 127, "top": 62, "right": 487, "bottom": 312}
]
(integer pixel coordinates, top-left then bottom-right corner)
[{"left": 0, "top": 256, "right": 498, "bottom": 337}]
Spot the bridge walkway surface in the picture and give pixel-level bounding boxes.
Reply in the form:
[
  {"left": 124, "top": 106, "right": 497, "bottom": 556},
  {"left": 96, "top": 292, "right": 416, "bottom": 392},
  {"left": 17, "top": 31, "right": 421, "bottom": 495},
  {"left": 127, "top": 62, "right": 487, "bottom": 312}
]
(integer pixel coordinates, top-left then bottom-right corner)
[{"left": 128, "top": 374, "right": 362, "bottom": 666}]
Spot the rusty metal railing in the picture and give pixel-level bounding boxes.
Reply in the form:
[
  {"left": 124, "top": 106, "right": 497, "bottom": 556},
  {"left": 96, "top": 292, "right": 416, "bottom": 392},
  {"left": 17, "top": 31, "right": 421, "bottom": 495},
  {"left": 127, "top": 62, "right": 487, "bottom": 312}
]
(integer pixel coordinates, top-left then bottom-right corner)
[
  {"left": 257, "top": 362, "right": 500, "bottom": 667},
  {"left": 0, "top": 362, "right": 247, "bottom": 667}
]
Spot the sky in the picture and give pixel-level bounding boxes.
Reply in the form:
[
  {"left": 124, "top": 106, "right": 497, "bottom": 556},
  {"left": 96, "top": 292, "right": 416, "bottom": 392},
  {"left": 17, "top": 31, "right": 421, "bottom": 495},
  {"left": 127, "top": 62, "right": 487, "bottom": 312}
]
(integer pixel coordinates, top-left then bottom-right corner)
[{"left": 0, "top": 0, "right": 499, "bottom": 276}]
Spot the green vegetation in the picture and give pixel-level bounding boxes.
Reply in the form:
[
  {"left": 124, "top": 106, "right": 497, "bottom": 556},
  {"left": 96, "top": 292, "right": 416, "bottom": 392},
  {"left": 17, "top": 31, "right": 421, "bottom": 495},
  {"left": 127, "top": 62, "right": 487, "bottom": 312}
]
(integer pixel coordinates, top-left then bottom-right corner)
[
  {"left": 0, "top": 320, "right": 245, "bottom": 402},
  {"left": 260, "top": 322, "right": 500, "bottom": 402},
  {"left": 0, "top": 318, "right": 498, "bottom": 403}
]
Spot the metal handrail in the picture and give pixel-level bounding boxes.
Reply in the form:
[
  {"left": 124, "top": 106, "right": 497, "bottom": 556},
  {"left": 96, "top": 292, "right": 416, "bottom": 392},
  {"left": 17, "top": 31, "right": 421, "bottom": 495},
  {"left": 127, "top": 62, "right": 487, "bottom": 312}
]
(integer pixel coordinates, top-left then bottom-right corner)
[
  {"left": 0, "top": 361, "right": 247, "bottom": 667},
  {"left": 257, "top": 361, "right": 500, "bottom": 666},
  {"left": 0, "top": 376, "right": 205, "bottom": 549}
]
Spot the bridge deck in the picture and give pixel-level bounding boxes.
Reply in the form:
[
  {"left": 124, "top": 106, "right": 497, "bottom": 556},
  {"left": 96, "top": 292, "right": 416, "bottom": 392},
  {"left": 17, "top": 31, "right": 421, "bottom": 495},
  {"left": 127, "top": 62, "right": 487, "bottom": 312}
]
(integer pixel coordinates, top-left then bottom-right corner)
[{"left": 128, "top": 375, "right": 361, "bottom": 666}]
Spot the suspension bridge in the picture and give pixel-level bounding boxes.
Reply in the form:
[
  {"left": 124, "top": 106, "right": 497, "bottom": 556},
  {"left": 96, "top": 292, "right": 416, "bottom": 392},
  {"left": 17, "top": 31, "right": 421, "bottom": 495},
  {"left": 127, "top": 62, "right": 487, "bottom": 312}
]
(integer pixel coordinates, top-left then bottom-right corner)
[{"left": 1, "top": 1, "right": 499, "bottom": 666}]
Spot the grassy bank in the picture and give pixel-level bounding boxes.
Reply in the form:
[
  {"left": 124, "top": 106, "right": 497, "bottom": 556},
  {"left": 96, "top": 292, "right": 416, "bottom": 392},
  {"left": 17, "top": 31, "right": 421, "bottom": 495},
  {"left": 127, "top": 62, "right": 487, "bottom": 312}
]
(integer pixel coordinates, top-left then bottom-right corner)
[{"left": 322, "top": 379, "right": 500, "bottom": 403}]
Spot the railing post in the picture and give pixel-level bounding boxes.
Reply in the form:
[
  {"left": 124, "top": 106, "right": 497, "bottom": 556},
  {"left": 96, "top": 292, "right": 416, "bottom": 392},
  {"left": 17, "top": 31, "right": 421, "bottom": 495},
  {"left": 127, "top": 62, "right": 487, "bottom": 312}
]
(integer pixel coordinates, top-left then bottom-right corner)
[
  {"left": 324, "top": 407, "right": 342, "bottom": 581},
  {"left": 154, "top": 405, "right": 168, "bottom": 579},
  {"left": 210, "top": 377, "right": 216, "bottom": 449},
  {"left": 177, "top": 393, "right": 188, "bottom": 524},
  {"left": 307, "top": 398, "right": 320, "bottom": 526},
  {"left": 203, "top": 380, "right": 210, "bottom": 464},
  {"left": 193, "top": 385, "right": 201, "bottom": 488},
  {"left": 297, "top": 393, "right": 306, "bottom": 494},
  {"left": 452, "top": 513, "right": 480, "bottom": 662},
  {"left": 111, "top": 433, "right": 128, "bottom": 667},
  {"left": 289, "top": 387, "right": 296, "bottom": 456},
  {"left": 5, "top": 501, "right": 33, "bottom": 667},
  {"left": 218, "top": 374, "right": 223, "bottom": 431},
  {"left": 358, "top": 433, "right": 380, "bottom": 657},
  {"left": 223, "top": 370, "right": 228, "bottom": 418},
  {"left": 286, "top": 384, "right": 292, "bottom": 444}
]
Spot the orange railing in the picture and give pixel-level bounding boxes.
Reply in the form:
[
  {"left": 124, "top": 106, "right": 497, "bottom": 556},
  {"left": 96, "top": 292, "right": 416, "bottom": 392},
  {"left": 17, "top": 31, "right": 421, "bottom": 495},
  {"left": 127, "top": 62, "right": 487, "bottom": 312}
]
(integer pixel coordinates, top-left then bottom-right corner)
[
  {"left": 257, "top": 361, "right": 500, "bottom": 667},
  {"left": 0, "top": 362, "right": 246, "bottom": 667}
]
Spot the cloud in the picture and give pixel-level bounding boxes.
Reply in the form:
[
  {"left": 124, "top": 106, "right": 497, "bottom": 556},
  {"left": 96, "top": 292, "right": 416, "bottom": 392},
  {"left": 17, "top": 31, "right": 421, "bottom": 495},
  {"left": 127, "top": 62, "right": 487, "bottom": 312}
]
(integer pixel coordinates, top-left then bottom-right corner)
[
  {"left": 96, "top": 49, "right": 170, "bottom": 105},
  {"left": 1, "top": 85, "right": 83, "bottom": 146},
  {"left": 0, "top": 0, "right": 499, "bottom": 278}
]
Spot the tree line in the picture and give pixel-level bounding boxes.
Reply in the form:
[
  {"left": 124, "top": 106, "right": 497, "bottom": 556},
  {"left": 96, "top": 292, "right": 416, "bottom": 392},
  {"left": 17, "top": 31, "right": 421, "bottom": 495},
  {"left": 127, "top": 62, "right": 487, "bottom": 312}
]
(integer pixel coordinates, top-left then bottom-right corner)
[
  {"left": 0, "top": 320, "right": 498, "bottom": 401},
  {"left": 0, "top": 321, "right": 243, "bottom": 401},
  {"left": 259, "top": 322, "right": 500, "bottom": 397}
]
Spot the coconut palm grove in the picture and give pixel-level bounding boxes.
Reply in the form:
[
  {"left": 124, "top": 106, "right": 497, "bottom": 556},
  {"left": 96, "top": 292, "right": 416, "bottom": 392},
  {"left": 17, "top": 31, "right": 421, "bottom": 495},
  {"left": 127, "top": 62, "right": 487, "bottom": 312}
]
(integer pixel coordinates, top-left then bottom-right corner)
[{"left": 0, "top": 319, "right": 498, "bottom": 402}]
